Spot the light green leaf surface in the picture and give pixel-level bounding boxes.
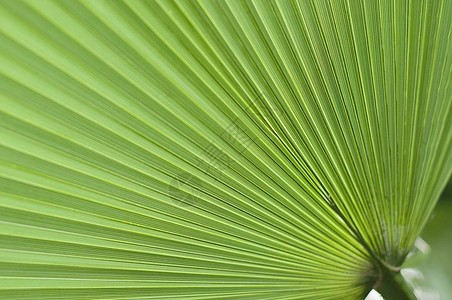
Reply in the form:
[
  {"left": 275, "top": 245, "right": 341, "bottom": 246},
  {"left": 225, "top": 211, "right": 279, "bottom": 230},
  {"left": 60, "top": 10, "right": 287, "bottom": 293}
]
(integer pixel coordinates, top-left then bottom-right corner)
[{"left": 0, "top": 0, "right": 451, "bottom": 299}]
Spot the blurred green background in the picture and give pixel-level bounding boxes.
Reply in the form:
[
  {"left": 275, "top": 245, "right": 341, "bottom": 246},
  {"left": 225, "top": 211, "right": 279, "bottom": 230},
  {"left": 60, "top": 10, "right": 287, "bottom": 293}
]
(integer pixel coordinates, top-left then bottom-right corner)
[{"left": 417, "top": 179, "right": 452, "bottom": 299}]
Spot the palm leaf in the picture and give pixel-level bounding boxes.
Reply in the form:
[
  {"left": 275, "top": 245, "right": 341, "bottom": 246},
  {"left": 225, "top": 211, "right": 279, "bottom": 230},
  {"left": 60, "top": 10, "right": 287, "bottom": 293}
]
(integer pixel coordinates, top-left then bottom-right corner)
[{"left": 0, "top": 0, "right": 451, "bottom": 299}]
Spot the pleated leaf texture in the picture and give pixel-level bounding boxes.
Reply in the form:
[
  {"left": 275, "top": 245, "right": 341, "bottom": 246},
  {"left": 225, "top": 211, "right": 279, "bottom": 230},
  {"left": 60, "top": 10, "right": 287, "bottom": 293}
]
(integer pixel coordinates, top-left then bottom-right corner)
[{"left": 0, "top": 0, "right": 451, "bottom": 299}]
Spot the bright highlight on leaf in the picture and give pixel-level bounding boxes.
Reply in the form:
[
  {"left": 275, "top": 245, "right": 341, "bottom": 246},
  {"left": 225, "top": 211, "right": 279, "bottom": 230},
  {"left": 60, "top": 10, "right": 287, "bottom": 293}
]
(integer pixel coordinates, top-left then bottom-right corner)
[{"left": 0, "top": 0, "right": 451, "bottom": 299}]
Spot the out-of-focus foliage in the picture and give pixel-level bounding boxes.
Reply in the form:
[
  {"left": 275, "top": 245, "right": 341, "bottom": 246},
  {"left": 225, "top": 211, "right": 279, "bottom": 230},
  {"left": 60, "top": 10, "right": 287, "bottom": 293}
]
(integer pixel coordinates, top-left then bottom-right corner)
[{"left": 416, "top": 181, "right": 452, "bottom": 299}]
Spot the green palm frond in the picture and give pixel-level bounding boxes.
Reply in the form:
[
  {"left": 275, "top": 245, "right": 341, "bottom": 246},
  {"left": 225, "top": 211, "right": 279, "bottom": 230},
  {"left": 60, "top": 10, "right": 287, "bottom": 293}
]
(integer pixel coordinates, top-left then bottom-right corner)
[{"left": 0, "top": 0, "right": 451, "bottom": 299}]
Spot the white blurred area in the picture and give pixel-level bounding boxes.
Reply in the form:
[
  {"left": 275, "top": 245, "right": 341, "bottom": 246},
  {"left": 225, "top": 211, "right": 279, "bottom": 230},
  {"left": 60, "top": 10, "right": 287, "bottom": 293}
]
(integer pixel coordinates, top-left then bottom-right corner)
[
  {"left": 363, "top": 268, "right": 440, "bottom": 300},
  {"left": 365, "top": 289, "right": 384, "bottom": 300},
  {"left": 402, "top": 268, "right": 440, "bottom": 300}
]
